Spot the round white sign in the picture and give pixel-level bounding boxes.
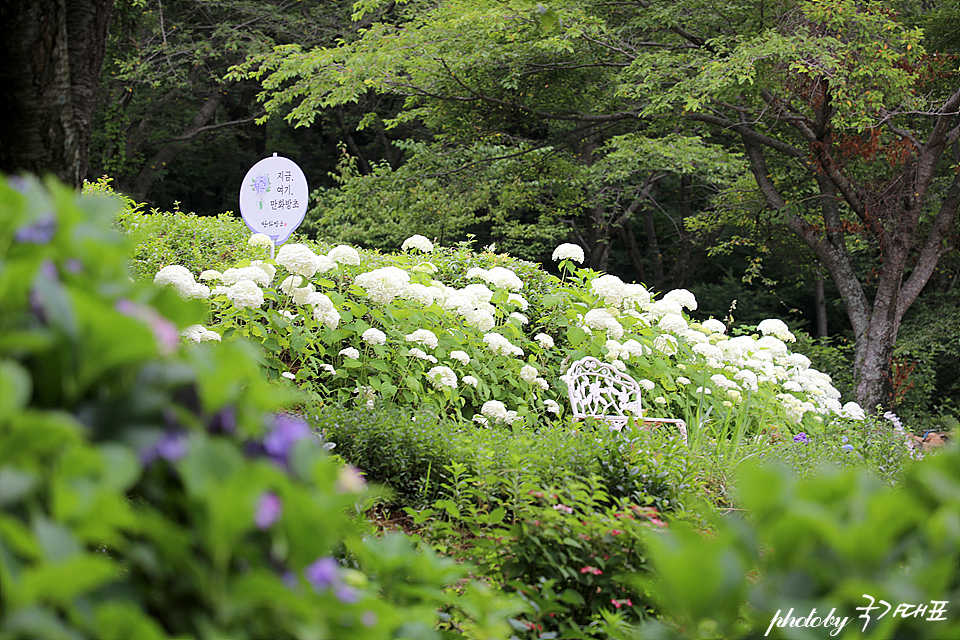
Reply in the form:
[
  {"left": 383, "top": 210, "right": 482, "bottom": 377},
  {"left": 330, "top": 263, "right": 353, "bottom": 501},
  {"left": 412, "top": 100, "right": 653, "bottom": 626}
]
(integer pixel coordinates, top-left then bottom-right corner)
[{"left": 238, "top": 154, "right": 308, "bottom": 245}]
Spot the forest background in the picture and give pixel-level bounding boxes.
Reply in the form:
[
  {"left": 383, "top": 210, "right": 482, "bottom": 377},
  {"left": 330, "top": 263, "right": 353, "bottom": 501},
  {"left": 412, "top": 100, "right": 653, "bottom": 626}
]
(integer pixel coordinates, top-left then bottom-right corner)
[{"left": 1, "top": 0, "right": 959, "bottom": 424}]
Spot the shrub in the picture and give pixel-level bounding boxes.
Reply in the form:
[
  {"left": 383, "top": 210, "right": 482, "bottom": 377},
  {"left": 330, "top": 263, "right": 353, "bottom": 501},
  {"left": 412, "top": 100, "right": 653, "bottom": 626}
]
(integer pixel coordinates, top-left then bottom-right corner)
[
  {"left": 0, "top": 175, "right": 518, "bottom": 640},
  {"left": 630, "top": 444, "right": 960, "bottom": 640}
]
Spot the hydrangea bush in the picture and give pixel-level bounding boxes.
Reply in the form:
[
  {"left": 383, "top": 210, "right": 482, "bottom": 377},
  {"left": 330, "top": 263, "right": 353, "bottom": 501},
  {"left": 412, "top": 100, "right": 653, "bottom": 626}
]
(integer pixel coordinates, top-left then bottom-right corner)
[
  {"left": 0, "top": 175, "right": 519, "bottom": 639},
  {"left": 152, "top": 229, "right": 876, "bottom": 446}
]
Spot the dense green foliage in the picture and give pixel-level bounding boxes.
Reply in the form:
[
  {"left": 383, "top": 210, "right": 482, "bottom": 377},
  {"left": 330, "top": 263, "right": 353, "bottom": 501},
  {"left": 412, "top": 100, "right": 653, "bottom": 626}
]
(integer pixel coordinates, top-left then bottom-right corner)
[{"left": 0, "top": 175, "right": 519, "bottom": 640}]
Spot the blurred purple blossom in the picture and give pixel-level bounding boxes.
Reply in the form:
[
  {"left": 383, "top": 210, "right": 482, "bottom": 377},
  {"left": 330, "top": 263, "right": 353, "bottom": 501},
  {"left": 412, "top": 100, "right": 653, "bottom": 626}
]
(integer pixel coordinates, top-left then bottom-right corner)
[
  {"left": 304, "top": 556, "right": 339, "bottom": 592},
  {"left": 335, "top": 585, "right": 359, "bottom": 604},
  {"left": 263, "top": 414, "right": 313, "bottom": 465},
  {"left": 255, "top": 491, "right": 283, "bottom": 529},
  {"left": 15, "top": 214, "right": 56, "bottom": 244},
  {"left": 793, "top": 432, "right": 810, "bottom": 443},
  {"left": 141, "top": 430, "right": 189, "bottom": 465}
]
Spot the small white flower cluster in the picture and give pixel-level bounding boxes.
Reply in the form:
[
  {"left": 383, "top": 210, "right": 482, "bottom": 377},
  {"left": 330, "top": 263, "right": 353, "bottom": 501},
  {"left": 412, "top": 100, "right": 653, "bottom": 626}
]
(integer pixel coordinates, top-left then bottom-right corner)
[
  {"left": 276, "top": 243, "right": 331, "bottom": 279},
  {"left": 534, "top": 333, "right": 554, "bottom": 349},
  {"left": 605, "top": 338, "right": 648, "bottom": 361},
  {"left": 155, "top": 265, "right": 210, "bottom": 299},
  {"left": 361, "top": 327, "right": 387, "bottom": 346},
  {"left": 449, "top": 350, "right": 470, "bottom": 365},
  {"left": 401, "top": 234, "right": 434, "bottom": 253},
  {"left": 757, "top": 318, "right": 796, "bottom": 342},
  {"left": 583, "top": 308, "right": 623, "bottom": 340},
  {"left": 552, "top": 243, "right": 585, "bottom": 263},
  {"left": 408, "top": 347, "right": 438, "bottom": 363},
  {"left": 427, "top": 365, "right": 458, "bottom": 390},
  {"left": 248, "top": 233, "right": 274, "bottom": 248},
  {"left": 405, "top": 328, "right": 439, "bottom": 349},
  {"left": 327, "top": 244, "right": 361, "bottom": 266},
  {"left": 310, "top": 292, "right": 341, "bottom": 329},
  {"left": 483, "top": 332, "right": 524, "bottom": 357},
  {"left": 221, "top": 265, "right": 272, "bottom": 286},
  {"left": 467, "top": 266, "right": 523, "bottom": 291},
  {"left": 475, "top": 400, "right": 519, "bottom": 426},
  {"left": 180, "top": 324, "right": 221, "bottom": 343},
  {"left": 339, "top": 347, "right": 360, "bottom": 360},
  {"left": 226, "top": 280, "right": 265, "bottom": 309},
  {"left": 354, "top": 266, "right": 411, "bottom": 305}
]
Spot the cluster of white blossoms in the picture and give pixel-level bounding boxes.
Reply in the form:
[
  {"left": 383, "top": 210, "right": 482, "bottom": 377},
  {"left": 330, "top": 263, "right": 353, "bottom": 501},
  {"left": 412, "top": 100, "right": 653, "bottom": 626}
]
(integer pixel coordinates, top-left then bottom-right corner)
[
  {"left": 466, "top": 266, "right": 523, "bottom": 292},
  {"left": 155, "top": 265, "right": 210, "bottom": 299},
  {"left": 408, "top": 347, "right": 438, "bottom": 363},
  {"left": 248, "top": 233, "right": 274, "bottom": 249},
  {"left": 339, "top": 347, "right": 360, "bottom": 360},
  {"left": 474, "top": 400, "right": 519, "bottom": 426},
  {"left": 483, "top": 332, "right": 524, "bottom": 357},
  {"left": 226, "top": 280, "right": 265, "bottom": 309},
  {"left": 180, "top": 324, "right": 221, "bottom": 343},
  {"left": 534, "top": 333, "right": 555, "bottom": 349},
  {"left": 450, "top": 350, "right": 470, "bottom": 365},
  {"left": 427, "top": 365, "right": 458, "bottom": 390},
  {"left": 757, "top": 318, "right": 796, "bottom": 342},
  {"left": 405, "top": 328, "right": 439, "bottom": 349},
  {"left": 361, "top": 327, "right": 387, "bottom": 346},
  {"left": 354, "top": 266, "right": 411, "bottom": 305},
  {"left": 276, "top": 243, "right": 329, "bottom": 278},
  {"left": 552, "top": 243, "right": 585, "bottom": 264},
  {"left": 327, "top": 244, "right": 361, "bottom": 266},
  {"left": 309, "top": 292, "right": 341, "bottom": 329},
  {"left": 401, "top": 234, "right": 434, "bottom": 253},
  {"left": 583, "top": 308, "right": 624, "bottom": 340}
]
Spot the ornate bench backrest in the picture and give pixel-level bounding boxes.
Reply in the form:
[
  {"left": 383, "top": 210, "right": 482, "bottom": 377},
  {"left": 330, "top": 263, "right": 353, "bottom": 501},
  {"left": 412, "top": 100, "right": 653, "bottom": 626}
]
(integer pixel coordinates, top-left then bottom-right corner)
[{"left": 563, "top": 356, "right": 642, "bottom": 427}]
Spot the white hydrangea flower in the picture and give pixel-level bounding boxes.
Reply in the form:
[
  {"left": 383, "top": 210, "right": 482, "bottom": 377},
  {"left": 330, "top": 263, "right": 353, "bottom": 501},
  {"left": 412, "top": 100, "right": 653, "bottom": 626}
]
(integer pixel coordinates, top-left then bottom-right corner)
[
  {"left": 638, "top": 379, "right": 655, "bottom": 391},
  {"left": 757, "top": 318, "right": 795, "bottom": 342},
  {"left": 292, "top": 284, "right": 316, "bottom": 306},
  {"left": 251, "top": 260, "right": 276, "bottom": 281},
  {"left": 473, "top": 414, "right": 489, "bottom": 426},
  {"left": 402, "top": 283, "right": 440, "bottom": 306},
  {"left": 401, "top": 234, "right": 434, "bottom": 252},
  {"left": 534, "top": 377, "right": 549, "bottom": 390},
  {"left": 221, "top": 266, "right": 272, "bottom": 286},
  {"left": 309, "top": 292, "right": 341, "bottom": 329},
  {"left": 692, "top": 342, "right": 723, "bottom": 361},
  {"left": 583, "top": 308, "right": 624, "bottom": 340},
  {"left": 180, "top": 324, "right": 206, "bottom": 343},
  {"left": 282, "top": 371, "right": 296, "bottom": 380},
  {"left": 777, "top": 393, "right": 806, "bottom": 424},
  {"left": 276, "top": 243, "right": 321, "bottom": 278},
  {"left": 464, "top": 308, "right": 496, "bottom": 331},
  {"left": 677, "top": 377, "right": 691, "bottom": 385},
  {"left": 507, "top": 293, "right": 529, "bottom": 310},
  {"left": 462, "top": 283, "right": 494, "bottom": 305},
  {"left": 552, "top": 243, "right": 585, "bottom": 263},
  {"left": 462, "top": 375, "right": 479, "bottom": 388},
  {"left": 734, "top": 369, "right": 759, "bottom": 391},
  {"left": 647, "top": 298, "right": 684, "bottom": 320},
  {"left": 450, "top": 350, "right": 470, "bottom": 365},
  {"left": 663, "top": 288, "right": 698, "bottom": 311},
  {"left": 466, "top": 267, "right": 488, "bottom": 279},
  {"left": 411, "top": 262, "right": 438, "bottom": 274},
  {"left": 339, "top": 347, "right": 360, "bottom": 360},
  {"left": 427, "top": 365, "right": 458, "bottom": 390},
  {"left": 328, "top": 244, "right": 361, "bottom": 266},
  {"left": 544, "top": 399, "right": 560, "bottom": 415},
  {"left": 710, "top": 374, "right": 739, "bottom": 390},
  {"left": 520, "top": 364, "right": 539, "bottom": 383},
  {"left": 591, "top": 274, "right": 626, "bottom": 307},
  {"left": 319, "top": 363, "right": 336, "bottom": 375},
  {"left": 279, "top": 275, "right": 303, "bottom": 294},
  {"left": 840, "top": 401, "right": 866, "bottom": 420},
  {"left": 199, "top": 269, "right": 222, "bottom": 282},
  {"left": 155, "top": 265, "right": 208, "bottom": 299},
  {"left": 508, "top": 312, "right": 529, "bottom": 325},
  {"left": 611, "top": 360, "right": 627, "bottom": 371},
  {"left": 534, "top": 333, "right": 554, "bottom": 349},
  {"left": 654, "top": 396, "right": 668, "bottom": 405},
  {"left": 621, "top": 283, "right": 651, "bottom": 309},
  {"left": 681, "top": 329, "right": 710, "bottom": 344},
  {"left": 694, "top": 386, "right": 713, "bottom": 395},
  {"left": 780, "top": 353, "right": 812, "bottom": 370},
  {"left": 225, "top": 280, "right": 264, "bottom": 308},
  {"left": 405, "top": 329, "right": 439, "bottom": 349},
  {"left": 481, "top": 400, "right": 517, "bottom": 424},
  {"left": 483, "top": 333, "right": 523, "bottom": 357},
  {"left": 408, "top": 347, "right": 438, "bottom": 363},
  {"left": 361, "top": 327, "right": 386, "bottom": 345},
  {"left": 314, "top": 254, "right": 337, "bottom": 276},
  {"left": 658, "top": 313, "right": 688, "bottom": 334},
  {"left": 483, "top": 266, "right": 523, "bottom": 291},
  {"left": 701, "top": 318, "right": 726, "bottom": 334},
  {"left": 727, "top": 389, "right": 742, "bottom": 402},
  {"left": 248, "top": 233, "right": 274, "bottom": 248},
  {"left": 756, "top": 335, "right": 789, "bottom": 357},
  {"left": 354, "top": 266, "right": 410, "bottom": 304}
]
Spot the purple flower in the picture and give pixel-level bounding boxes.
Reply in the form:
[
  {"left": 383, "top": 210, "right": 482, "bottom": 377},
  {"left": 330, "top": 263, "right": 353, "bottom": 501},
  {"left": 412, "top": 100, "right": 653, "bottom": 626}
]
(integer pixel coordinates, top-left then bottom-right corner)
[
  {"left": 142, "top": 430, "right": 189, "bottom": 465},
  {"left": 335, "top": 585, "right": 359, "bottom": 604},
  {"left": 207, "top": 406, "right": 237, "bottom": 434},
  {"left": 843, "top": 444, "right": 854, "bottom": 452},
  {"left": 793, "top": 432, "right": 810, "bottom": 443},
  {"left": 263, "top": 414, "right": 313, "bottom": 464},
  {"left": 255, "top": 491, "right": 283, "bottom": 529},
  {"left": 15, "top": 214, "right": 56, "bottom": 244},
  {"left": 304, "top": 556, "right": 339, "bottom": 592}
]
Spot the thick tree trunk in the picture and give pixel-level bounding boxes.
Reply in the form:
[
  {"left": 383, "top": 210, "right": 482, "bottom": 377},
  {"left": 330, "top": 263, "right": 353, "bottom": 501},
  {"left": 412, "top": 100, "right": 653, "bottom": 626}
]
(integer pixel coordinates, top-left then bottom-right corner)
[{"left": 0, "top": 0, "right": 113, "bottom": 186}]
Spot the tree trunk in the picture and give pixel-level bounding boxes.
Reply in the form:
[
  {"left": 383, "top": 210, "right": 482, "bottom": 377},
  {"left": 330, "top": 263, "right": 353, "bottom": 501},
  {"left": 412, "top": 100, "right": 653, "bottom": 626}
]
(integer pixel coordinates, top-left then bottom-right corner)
[
  {"left": 0, "top": 0, "right": 114, "bottom": 186},
  {"left": 814, "top": 274, "right": 828, "bottom": 338}
]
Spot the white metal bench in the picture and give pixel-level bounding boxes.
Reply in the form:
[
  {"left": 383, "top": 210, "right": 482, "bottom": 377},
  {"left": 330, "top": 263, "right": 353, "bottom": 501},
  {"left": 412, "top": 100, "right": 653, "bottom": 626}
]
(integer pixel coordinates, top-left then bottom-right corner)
[{"left": 563, "top": 356, "right": 688, "bottom": 444}]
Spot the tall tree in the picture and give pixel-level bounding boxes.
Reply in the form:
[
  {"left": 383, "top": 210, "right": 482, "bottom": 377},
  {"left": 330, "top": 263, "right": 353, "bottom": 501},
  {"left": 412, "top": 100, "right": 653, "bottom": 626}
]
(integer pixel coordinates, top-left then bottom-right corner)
[
  {"left": 0, "top": 0, "right": 115, "bottom": 186},
  {"left": 237, "top": 0, "right": 958, "bottom": 409}
]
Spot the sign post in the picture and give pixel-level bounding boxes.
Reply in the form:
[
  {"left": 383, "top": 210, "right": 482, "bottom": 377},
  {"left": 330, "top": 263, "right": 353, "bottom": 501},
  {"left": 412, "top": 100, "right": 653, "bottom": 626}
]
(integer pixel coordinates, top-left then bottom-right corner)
[{"left": 238, "top": 153, "right": 309, "bottom": 255}]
